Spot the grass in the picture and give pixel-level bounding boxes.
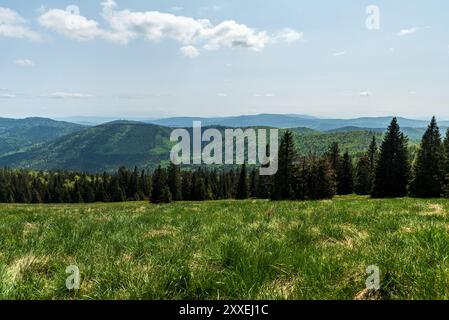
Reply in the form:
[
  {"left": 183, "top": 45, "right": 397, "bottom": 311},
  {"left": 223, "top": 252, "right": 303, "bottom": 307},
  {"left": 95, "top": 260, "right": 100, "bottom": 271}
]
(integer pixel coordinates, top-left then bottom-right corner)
[{"left": 1, "top": 196, "right": 449, "bottom": 300}]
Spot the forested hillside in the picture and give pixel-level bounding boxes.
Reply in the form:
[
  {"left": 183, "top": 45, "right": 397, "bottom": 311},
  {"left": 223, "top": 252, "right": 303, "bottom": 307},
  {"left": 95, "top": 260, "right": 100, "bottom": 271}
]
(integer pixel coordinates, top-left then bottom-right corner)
[
  {"left": 0, "top": 117, "right": 430, "bottom": 172},
  {"left": 0, "top": 117, "right": 84, "bottom": 156}
]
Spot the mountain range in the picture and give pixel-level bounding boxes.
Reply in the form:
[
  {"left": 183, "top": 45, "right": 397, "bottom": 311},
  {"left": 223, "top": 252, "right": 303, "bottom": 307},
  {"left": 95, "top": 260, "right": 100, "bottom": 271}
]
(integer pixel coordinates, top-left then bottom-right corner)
[{"left": 0, "top": 114, "right": 445, "bottom": 172}]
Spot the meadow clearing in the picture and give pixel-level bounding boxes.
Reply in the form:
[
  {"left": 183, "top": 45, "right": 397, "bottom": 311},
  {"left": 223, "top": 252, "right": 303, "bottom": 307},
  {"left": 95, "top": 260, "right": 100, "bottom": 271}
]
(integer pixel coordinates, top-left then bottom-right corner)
[{"left": 1, "top": 196, "right": 449, "bottom": 300}]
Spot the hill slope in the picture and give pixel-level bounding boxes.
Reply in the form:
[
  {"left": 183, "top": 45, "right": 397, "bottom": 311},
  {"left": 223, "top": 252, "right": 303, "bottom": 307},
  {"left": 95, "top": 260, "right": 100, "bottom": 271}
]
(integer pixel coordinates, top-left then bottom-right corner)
[
  {"left": 0, "top": 122, "right": 173, "bottom": 172},
  {"left": 0, "top": 117, "right": 84, "bottom": 156}
]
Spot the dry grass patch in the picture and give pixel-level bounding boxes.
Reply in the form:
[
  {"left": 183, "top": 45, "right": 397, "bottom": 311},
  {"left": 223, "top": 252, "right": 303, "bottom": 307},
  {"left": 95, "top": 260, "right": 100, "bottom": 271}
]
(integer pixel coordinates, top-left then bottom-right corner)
[
  {"left": 6, "top": 254, "right": 50, "bottom": 284},
  {"left": 143, "top": 228, "right": 176, "bottom": 239}
]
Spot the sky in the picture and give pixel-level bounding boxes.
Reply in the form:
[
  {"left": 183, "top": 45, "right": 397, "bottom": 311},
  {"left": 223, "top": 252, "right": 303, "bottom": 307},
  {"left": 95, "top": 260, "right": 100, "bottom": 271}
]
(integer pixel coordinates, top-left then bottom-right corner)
[{"left": 1, "top": 0, "right": 448, "bottom": 120}]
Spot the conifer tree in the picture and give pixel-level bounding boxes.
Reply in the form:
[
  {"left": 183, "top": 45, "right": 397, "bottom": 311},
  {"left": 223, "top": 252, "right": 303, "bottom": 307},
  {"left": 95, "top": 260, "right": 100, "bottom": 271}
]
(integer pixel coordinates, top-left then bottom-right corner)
[
  {"left": 305, "top": 155, "right": 337, "bottom": 199},
  {"left": 191, "top": 170, "right": 208, "bottom": 201},
  {"left": 150, "top": 166, "right": 172, "bottom": 203},
  {"left": 354, "top": 154, "right": 372, "bottom": 195},
  {"left": 236, "top": 164, "right": 249, "bottom": 200},
  {"left": 409, "top": 116, "right": 444, "bottom": 197},
  {"left": 167, "top": 162, "right": 182, "bottom": 201},
  {"left": 372, "top": 118, "right": 410, "bottom": 198},
  {"left": 181, "top": 171, "right": 192, "bottom": 200},
  {"left": 442, "top": 129, "right": 449, "bottom": 197},
  {"left": 249, "top": 168, "right": 258, "bottom": 198},
  {"left": 337, "top": 151, "right": 354, "bottom": 195},
  {"left": 327, "top": 142, "right": 341, "bottom": 174},
  {"left": 271, "top": 130, "right": 297, "bottom": 200}
]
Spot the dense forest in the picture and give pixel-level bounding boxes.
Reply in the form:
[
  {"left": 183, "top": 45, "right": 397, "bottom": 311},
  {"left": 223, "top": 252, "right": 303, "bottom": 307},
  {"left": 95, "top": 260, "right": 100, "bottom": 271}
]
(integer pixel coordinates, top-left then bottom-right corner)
[{"left": 1, "top": 117, "right": 449, "bottom": 204}]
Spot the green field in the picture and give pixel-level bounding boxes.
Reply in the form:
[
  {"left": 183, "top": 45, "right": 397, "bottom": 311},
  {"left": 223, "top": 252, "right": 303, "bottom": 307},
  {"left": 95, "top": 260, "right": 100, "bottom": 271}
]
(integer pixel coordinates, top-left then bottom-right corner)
[{"left": 1, "top": 196, "right": 449, "bottom": 300}]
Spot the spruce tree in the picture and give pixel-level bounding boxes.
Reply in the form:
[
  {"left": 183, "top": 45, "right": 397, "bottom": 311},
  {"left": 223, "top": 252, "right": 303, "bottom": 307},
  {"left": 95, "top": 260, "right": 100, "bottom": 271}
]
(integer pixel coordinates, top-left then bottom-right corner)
[
  {"left": 150, "top": 166, "right": 172, "bottom": 203},
  {"left": 354, "top": 154, "right": 371, "bottom": 195},
  {"left": 191, "top": 170, "right": 208, "bottom": 201},
  {"left": 327, "top": 142, "right": 341, "bottom": 174},
  {"left": 168, "top": 162, "right": 182, "bottom": 201},
  {"left": 249, "top": 168, "right": 258, "bottom": 198},
  {"left": 306, "top": 156, "right": 337, "bottom": 200},
  {"left": 337, "top": 151, "right": 354, "bottom": 195},
  {"left": 440, "top": 129, "right": 449, "bottom": 195},
  {"left": 236, "top": 164, "right": 249, "bottom": 200},
  {"left": 271, "top": 130, "right": 297, "bottom": 200},
  {"left": 181, "top": 171, "right": 192, "bottom": 200},
  {"left": 409, "top": 116, "right": 444, "bottom": 197},
  {"left": 372, "top": 117, "right": 410, "bottom": 198}
]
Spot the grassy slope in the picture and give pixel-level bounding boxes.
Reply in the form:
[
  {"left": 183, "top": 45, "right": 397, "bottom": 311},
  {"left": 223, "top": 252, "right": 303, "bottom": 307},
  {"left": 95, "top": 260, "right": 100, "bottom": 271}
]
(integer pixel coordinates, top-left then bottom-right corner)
[{"left": 1, "top": 196, "right": 449, "bottom": 300}]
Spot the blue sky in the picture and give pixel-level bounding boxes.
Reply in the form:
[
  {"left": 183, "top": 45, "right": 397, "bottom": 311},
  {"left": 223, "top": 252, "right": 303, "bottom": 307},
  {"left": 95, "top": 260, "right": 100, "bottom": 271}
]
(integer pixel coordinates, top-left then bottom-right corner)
[{"left": 1, "top": 0, "right": 448, "bottom": 119}]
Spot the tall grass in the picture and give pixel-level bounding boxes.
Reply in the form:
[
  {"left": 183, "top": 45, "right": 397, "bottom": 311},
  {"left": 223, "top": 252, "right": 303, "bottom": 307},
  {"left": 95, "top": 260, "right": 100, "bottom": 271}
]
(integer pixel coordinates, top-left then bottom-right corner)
[{"left": 1, "top": 196, "right": 449, "bottom": 299}]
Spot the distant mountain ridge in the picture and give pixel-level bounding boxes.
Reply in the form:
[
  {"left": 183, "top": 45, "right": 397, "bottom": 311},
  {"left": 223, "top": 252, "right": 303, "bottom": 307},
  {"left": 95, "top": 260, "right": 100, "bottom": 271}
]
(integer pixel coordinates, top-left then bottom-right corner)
[{"left": 147, "top": 114, "right": 449, "bottom": 131}]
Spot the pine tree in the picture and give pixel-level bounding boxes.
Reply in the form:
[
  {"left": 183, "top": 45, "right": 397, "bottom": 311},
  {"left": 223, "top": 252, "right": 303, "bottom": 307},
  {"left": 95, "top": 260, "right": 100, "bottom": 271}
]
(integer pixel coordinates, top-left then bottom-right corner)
[
  {"left": 442, "top": 129, "right": 449, "bottom": 197},
  {"left": 181, "top": 171, "right": 192, "bottom": 200},
  {"left": 271, "top": 131, "right": 297, "bottom": 200},
  {"left": 354, "top": 154, "right": 372, "bottom": 195},
  {"left": 327, "top": 142, "right": 341, "bottom": 174},
  {"left": 372, "top": 117, "right": 410, "bottom": 198},
  {"left": 236, "top": 164, "right": 249, "bottom": 200},
  {"left": 167, "top": 163, "right": 182, "bottom": 201},
  {"left": 409, "top": 116, "right": 444, "bottom": 197},
  {"left": 305, "top": 155, "right": 336, "bottom": 200},
  {"left": 150, "top": 166, "right": 172, "bottom": 203},
  {"left": 191, "top": 170, "right": 207, "bottom": 201},
  {"left": 249, "top": 168, "right": 258, "bottom": 198},
  {"left": 337, "top": 151, "right": 354, "bottom": 195}
]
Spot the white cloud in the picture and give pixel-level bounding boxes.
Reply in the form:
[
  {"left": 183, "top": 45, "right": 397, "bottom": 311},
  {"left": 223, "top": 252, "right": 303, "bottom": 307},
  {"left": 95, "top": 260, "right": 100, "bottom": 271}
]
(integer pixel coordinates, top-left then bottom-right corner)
[
  {"left": 14, "top": 59, "right": 35, "bottom": 67},
  {"left": 274, "top": 28, "right": 303, "bottom": 44},
  {"left": 333, "top": 51, "right": 346, "bottom": 57},
  {"left": 398, "top": 27, "right": 418, "bottom": 36},
  {"left": 254, "top": 93, "right": 275, "bottom": 98},
  {"left": 180, "top": 45, "right": 200, "bottom": 59},
  {"left": 38, "top": 8, "right": 108, "bottom": 41},
  {"left": 359, "top": 91, "right": 372, "bottom": 97},
  {"left": 44, "top": 92, "right": 94, "bottom": 99},
  {"left": 36, "top": 1, "right": 302, "bottom": 53},
  {"left": 398, "top": 26, "right": 430, "bottom": 36},
  {"left": 0, "top": 92, "right": 15, "bottom": 99},
  {"left": 0, "top": 7, "right": 41, "bottom": 41},
  {"left": 216, "top": 93, "right": 228, "bottom": 97}
]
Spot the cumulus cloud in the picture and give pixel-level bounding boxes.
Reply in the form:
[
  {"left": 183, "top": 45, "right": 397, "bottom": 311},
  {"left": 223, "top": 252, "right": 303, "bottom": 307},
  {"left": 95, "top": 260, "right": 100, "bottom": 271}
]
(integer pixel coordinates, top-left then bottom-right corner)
[
  {"left": 36, "top": 0, "right": 302, "bottom": 54},
  {"left": 254, "top": 93, "right": 275, "bottom": 98},
  {"left": 273, "top": 28, "right": 303, "bottom": 44},
  {"left": 14, "top": 59, "right": 35, "bottom": 67},
  {"left": 38, "top": 8, "right": 108, "bottom": 41},
  {"left": 333, "top": 51, "right": 346, "bottom": 57},
  {"left": 398, "top": 26, "right": 430, "bottom": 36},
  {"left": 0, "top": 7, "right": 41, "bottom": 40},
  {"left": 359, "top": 91, "right": 372, "bottom": 97},
  {"left": 180, "top": 45, "right": 200, "bottom": 59},
  {"left": 43, "top": 92, "right": 94, "bottom": 99}
]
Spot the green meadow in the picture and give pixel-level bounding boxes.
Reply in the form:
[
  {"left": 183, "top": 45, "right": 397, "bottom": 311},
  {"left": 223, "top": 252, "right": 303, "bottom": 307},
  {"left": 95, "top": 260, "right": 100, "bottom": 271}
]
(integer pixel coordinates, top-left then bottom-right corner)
[{"left": 1, "top": 196, "right": 449, "bottom": 300}]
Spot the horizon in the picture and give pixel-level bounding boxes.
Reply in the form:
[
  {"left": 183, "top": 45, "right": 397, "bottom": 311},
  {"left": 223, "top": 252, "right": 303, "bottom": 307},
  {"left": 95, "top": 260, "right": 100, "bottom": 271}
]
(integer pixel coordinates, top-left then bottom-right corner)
[{"left": 2, "top": 113, "right": 449, "bottom": 123}]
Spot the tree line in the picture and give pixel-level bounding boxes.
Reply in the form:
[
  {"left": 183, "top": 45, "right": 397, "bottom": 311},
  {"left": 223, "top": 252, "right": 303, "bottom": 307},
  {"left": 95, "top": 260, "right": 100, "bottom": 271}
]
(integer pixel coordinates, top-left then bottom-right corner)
[{"left": 1, "top": 117, "right": 449, "bottom": 203}]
